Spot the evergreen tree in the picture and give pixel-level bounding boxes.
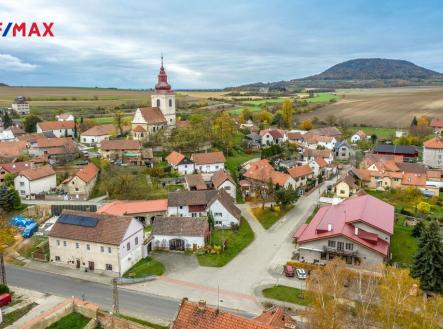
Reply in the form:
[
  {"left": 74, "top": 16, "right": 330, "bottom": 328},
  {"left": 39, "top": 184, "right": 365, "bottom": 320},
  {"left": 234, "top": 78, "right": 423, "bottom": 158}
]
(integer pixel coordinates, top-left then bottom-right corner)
[
  {"left": 0, "top": 186, "right": 14, "bottom": 212},
  {"left": 410, "top": 116, "right": 418, "bottom": 127},
  {"left": 2, "top": 111, "right": 13, "bottom": 128},
  {"left": 207, "top": 211, "right": 214, "bottom": 231},
  {"left": 411, "top": 220, "right": 443, "bottom": 293},
  {"left": 411, "top": 220, "right": 425, "bottom": 238}
]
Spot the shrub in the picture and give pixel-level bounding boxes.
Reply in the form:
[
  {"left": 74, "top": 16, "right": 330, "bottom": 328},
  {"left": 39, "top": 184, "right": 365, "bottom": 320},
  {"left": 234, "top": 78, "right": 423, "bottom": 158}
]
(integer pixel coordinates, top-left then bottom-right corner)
[{"left": 0, "top": 284, "right": 10, "bottom": 294}]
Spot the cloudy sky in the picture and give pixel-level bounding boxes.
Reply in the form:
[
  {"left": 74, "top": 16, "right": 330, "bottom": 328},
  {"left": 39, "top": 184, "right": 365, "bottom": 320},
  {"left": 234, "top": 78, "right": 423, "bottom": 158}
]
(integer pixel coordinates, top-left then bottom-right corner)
[{"left": 1, "top": 0, "right": 443, "bottom": 89}]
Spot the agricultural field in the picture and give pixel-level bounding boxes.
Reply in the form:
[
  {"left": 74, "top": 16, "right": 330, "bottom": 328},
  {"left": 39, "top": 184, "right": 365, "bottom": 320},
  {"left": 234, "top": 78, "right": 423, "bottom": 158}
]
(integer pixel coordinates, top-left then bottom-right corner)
[
  {"left": 299, "top": 92, "right": 338, "bottom": 103},
  {"left": 227, "top": 106, "right": 261, "bottom": 115},
  {"left": 298, "top": 86, "right": 443, "bottom": 128},
  {"left": 240, "top": 97, "right": 289, "bottom": 106}
]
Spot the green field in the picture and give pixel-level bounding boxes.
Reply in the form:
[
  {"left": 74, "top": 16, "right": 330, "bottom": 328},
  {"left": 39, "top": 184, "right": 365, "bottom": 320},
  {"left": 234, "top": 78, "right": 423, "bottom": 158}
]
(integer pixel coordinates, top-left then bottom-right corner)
[
  {"left": 92, "top": 115, "right": 132, "bottom": 125},
  {"left": 301, "top": 92, "right": 338, "bottom": 103},
  {"left": 349, "top": 126, "right": 397, "bottom": 139},
  {"left": 240, "top": 97, "right": 289, "bottom": 106},
  {"left": 123, "top": 257, "right": 165, "bottom": 277},
  {"left": 262, "top": 285, "right": 312, "bottom": 306},
  {"left": 227, "top": 106, "right": 261, "bottom": 115}
]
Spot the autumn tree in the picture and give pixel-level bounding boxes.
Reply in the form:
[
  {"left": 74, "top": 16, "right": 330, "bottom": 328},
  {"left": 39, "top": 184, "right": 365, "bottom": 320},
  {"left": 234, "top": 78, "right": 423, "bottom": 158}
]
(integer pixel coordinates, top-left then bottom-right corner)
[
  {"left": 299, "top": 119, "right": 313, "bottom": 130},
  {"left": 411, "top": 220, "right": 443, "bottom": 293},
  {"left": 255, "top": 111, "right": 273, "bottom": 125},
  {"left": 212, "top": 111, "right": 238, "bottom": 154},
  {"left": 113, "top": 111, "right": 125, "bottom": 136},
  {"left": 325, "top": 114, "right": 337, "bottom": 126},
  {"left": 281, "top": 99, "right": 293, "bottom": 129}
]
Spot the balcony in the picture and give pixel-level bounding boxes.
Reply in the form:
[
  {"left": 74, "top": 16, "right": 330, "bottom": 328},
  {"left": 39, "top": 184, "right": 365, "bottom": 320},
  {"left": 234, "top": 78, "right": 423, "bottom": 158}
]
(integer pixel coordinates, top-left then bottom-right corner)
[{"left": 323, "top": 246, "right": 358, "bottom": 256}]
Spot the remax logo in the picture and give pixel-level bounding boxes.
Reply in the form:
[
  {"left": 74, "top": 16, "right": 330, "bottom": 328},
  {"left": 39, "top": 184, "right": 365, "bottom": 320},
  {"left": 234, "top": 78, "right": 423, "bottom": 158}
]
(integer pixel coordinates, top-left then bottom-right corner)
[{"left": 0, "top": 22, "right": 54, "bottom": 37}]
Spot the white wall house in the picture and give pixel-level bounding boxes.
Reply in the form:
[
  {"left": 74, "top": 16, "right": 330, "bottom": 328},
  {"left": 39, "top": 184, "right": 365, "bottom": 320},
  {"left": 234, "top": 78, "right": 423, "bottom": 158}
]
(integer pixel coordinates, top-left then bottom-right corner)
[
  {"left": 12, "top": 97, "right": 30, "bottom": 115},
  {"left": 80, "top": 124, "right": 116, "bottom": 146},
  {"left": 211, "top": 170, "right": 236, "bottom": 200},
  {"left": 423, "top": 138, "right": 443, "bottom": 169},
  {"left": 191, "top": 152, "right": 226, "bottom": 174},
  {"left": 36, "top": 121, "right": 75, "bottom": 138},
  {"left": 49, "top": 210, "right": 145, "bottom": 275},
  {"left": 14, "top": 165, "right": 56, "bottom": 198}
]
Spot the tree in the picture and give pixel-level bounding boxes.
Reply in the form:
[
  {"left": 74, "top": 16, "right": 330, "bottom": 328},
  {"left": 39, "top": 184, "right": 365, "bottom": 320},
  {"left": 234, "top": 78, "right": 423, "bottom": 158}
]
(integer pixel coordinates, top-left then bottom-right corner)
[
  {"left": 281, "top": 99, "right": 293, "bottom": 129},
  {"left": 0, "top": 211, "right": 16, "bottom": 252},
  {"left": 416, "top": 201, "right": 431, "bottom": 215},
  {"left": 412, "top": 220, "right": 425, "bottom": 238},
  {"left": 325, "top": 114, "right": 337, "bottom": 126},
  {"left": 2, "top": 173, "right": 16, "bottom": 188},
  {"left": 113, "top": 111, "right": 125, "bottom": 136},
  {"left": 23, "top": 114, "right": 42, "bottom": 133},
  {"left": 212, "top": 111, "right": 238, "bottom": 154},
  {"left": 272, "top": 111, "right": 284, "bottom": 128},
  {"left": 274, "top": 187, "right": 298, "bottom": 209},
  {"left": 2, "top": 111, "right": 12, "bottom": 128},
  {"left": 417, "top": 115, "right": 430, "bottom": 127},
  {"left": 255, "top": 110, "right": 273, "bottom": 124},
  {"left": 299, "top": 119, "right": 313, "bottom": 130},
  {"left": 411, "top": 220, "right": 443, "bottom": 293},
  {"left": 410, "top": 116, "right": 418, "bottom": 128},
  {"left": 207, "top": 211, "right": 215, "bottom": 231}
]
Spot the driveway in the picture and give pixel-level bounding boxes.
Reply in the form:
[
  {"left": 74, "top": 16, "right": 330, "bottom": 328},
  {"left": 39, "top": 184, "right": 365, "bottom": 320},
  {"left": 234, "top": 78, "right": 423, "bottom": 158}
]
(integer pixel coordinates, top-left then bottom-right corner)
[{"left": 126, "top": 176, "right": 339, "bottom": 314}]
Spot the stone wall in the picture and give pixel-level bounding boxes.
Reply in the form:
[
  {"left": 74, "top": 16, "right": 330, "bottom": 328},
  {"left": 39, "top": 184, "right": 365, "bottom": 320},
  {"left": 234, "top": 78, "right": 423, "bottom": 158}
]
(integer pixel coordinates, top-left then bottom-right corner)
[{"left": 97, "top": 311, "right": 158, "bottom": 329}]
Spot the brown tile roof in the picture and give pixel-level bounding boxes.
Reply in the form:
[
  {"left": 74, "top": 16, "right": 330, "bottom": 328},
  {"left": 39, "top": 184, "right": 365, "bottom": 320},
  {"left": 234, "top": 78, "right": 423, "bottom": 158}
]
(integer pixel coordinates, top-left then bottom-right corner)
[
  {"left": 288, "top": 164, "right": 313, "bottom": 178},
  {"left": 211, "top": 169, "right": 235, "bottom": 189},
  {"left": 303, "top": 148, "right": 332, "bottom": 159},
  {"left": 427, "top": 170, "right": 442, "bottom": 180},
  {"left": 430, "top": 118, "right": 443, "bottom": 128},
  {"left": 74, "top": 163, "right": 99, "bottom": 183},
  {"left": 97, "top": 199, "right": 168, "bottom": 216},
  {"left": 172, "top": 299, "right": 282, "bottom": 329},
  {"left": 38, "top": 121, "right": 75, "bottom": 131},
  {"left": 310, "top": 126, "right": 342, "bottom": 137},
  {"left": 152, "top": 217, "right": 209, "bottom": 237},
  {"left": 185, "top": 174, "right": 207, "bottom": 190},
  {"left": 395, "top": 162, "right": 427, "bottom": 174},
  {"left": 81, "top": 124, "right": 116, "bottom": 136},
  {"left": 243, "top": 159, "right": 292, "bottom": 187},
  {"left": 254, "top": 306, "right": 298, "bottom": 328},
  {"left": 208, "top": 189, "right": 241, "bottom": 220},
  {"left": 191, "top": 151, "right": 225, "bottom": 165},
  {"left": 138, "top": 107, "right": 167, "bottom": 125},
  {"left": 10, "top": 126, "right": 25, "bottom": 135},
  {"left": 424, "top": 137, "right": 443, "bottom": 149},
  {"left": 166, "top": 151, "right": 186, "bottom": 166},
  {"left": 337, "top": 174, "right": 359, "bottom": 189},
  {"left": 132, "top": 125, "right": 146, "bottom": 133},
  {"left": 287, "top": 132, "right": 303, "bottom": 141},
  {"left": 402, "top": 173, "right": 427, "bottom": 186},
  {"left": 18, "top": 165, "right": 55, "bottom": 181},
  {"left": 0, "top": 141, "right": 28, "bottom": 159},
  {"left": 49, "top": 210, "right": 134, "bottom": 245},
  {"left": 101, "top": 139, "right": 140, "bottom": 150},
  {"left": 168, "top": 190, "right": 218, "bottom": 207},
  {"left": 315, "top": 157, "right": 328, "bottom": 168},
  {"left": 36, "top": 137, "right": 73, "bottom": 148},
  {"left": 0, "top": 161, "right": 33, "bottom": 173}
]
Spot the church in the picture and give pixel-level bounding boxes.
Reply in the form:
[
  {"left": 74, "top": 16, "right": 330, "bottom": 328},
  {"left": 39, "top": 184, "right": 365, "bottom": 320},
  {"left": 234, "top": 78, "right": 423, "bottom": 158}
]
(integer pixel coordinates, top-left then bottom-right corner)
[{"left": 132, "top": 57, "right": 176, "bottom": 140}]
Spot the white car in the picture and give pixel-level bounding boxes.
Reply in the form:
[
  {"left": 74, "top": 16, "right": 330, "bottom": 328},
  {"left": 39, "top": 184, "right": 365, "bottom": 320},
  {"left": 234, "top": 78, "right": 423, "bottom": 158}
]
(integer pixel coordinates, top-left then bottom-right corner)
[{"left": 296, "top": 268, "right": 308, "bottom": 280}]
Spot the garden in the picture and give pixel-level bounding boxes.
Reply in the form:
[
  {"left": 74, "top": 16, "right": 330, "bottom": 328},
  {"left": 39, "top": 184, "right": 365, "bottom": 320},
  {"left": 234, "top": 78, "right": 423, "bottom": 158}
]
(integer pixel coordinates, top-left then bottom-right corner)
[
  {"left": 251, "top": 205, "right": 293, "bottom": 229},
  {"left": 123, "top": 257, "right": 165, "bottom": 278}
]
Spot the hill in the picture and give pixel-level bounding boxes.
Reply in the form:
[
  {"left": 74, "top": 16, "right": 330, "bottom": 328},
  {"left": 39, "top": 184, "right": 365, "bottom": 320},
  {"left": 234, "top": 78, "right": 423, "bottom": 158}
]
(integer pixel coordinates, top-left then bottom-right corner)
[{"left": 232, "top": 58, "right": 443, "bottom": 90}]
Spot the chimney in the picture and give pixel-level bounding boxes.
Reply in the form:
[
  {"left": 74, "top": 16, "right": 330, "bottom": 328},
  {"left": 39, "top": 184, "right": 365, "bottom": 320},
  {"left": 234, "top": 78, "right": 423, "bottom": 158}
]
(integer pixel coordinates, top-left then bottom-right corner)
[
  {"left": 355, "top": 227, "right": 359, "bottom": 235},
  {"left": 327, "top": 224, "right": 333, "bottom": 232},
  {"left": 198, "top": 300, "right": 206, "bottom": 311}
]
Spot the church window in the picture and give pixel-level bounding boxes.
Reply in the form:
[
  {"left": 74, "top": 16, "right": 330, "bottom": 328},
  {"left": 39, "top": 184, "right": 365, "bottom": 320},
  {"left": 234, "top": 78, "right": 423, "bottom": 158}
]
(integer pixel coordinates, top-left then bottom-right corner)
[
  {"left": 156, "top": 99, "right": 160, "bottom": 107},
  {"left": 169, "top": 99, "right": 172, "bottom": 107}
]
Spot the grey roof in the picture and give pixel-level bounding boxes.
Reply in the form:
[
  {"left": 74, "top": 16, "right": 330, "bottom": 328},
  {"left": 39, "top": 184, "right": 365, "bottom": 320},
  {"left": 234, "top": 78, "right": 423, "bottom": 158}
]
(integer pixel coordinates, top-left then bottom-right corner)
[
  {"left": 152, "top": 216, "right": 209, "bottom": 237},
  {"left": 335, "top": 141, "right": 351, "bottom": 150},
  {"left": 168, "top": 190, "right": 218, "bottom": 206},
  {"left": 245, "top": 133, "right": 261, "bottom": 142},
  {"left": 374, "top": 144, "right": 418, "bottom": 155},
  {"left": 208, "top": 189, "right": 242, "bottom": 220}
]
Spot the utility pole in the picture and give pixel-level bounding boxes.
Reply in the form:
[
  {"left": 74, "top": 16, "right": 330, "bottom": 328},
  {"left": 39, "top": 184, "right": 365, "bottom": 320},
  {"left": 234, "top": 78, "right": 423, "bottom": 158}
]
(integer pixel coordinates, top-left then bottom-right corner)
[
  {"left": 0, "top": 253, "right": 6, "bottom": 286},
  {"left": 112, "top": 278, "right": 119, "bottom": 314}
]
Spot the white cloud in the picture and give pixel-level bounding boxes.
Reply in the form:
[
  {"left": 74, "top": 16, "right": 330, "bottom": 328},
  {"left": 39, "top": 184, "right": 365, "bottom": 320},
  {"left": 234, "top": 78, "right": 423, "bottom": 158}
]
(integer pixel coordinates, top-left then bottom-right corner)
[{"left": 0, "top": 54, "right": 37, "bottom": 71}]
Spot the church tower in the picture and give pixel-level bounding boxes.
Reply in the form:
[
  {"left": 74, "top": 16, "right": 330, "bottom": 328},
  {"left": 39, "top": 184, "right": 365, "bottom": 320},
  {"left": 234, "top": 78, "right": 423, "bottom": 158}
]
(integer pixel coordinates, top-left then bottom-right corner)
[{"left": 151, "top": 56, "right": 176, "bottom": 127}]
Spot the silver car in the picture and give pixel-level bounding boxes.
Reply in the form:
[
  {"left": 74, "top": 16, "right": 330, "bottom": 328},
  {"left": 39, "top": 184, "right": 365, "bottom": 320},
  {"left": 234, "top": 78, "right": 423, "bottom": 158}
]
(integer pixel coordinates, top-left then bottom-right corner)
[{"left": 296, "top": 268, "right": 308, "bottom": 280}]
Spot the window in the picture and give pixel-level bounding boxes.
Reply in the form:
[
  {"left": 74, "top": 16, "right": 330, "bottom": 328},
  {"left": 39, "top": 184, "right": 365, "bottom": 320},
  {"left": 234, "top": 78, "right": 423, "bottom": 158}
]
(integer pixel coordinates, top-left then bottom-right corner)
[
  {"left": 86, "top": 244, "right": 90, "bottom": 250},
  {"left": 337, "top": 242, "right": 344, "bottom": 251},
  {"left": 20, "top": 182, "right": 25, "bottom": 186},
  {"left": 100, "top": 246, "right": 104, "bottom": 253},
  {"left": 169, "top": 99, "right": 172, "bottom": 107},
  {"left": 63, "top": 241, "right": 67, "bottom": 247},
  {"left": 108, "top": 247, "right": 112, "bottom": 254},
  {"left": 156, "top": 99, "right": 160, "bottom": 107},
  {"left": 345, "top": 243, "right": 353, "bottom": 250},
  {"left": 328, "top": 240, "right": 336, "bottom": 248},
  {"left": 106, "top": 264, "right": 113, "bottom": 271},
  {"left": 127, "top": 242, "right": 131, "bottom": 250},
  {"left": 55, "top": 256, "right": 60, "bottom": 261},
  {"left": 135, "top": 237, "right": 139, "bottom": 245},
  {"left": 21, "top": 190, "right": 25, "bottom": 195},
  {"left": 56, "top": 240, "right": 60, "bottom": 246},
  {"left": 76, "top": 243, "right": 79, "bottom": 249},
  {"left": 179, "top": 206, "right": 183, "bottom": 209},
  {"left": 215, "top": 220, "right": 222, "bottom": 225},
  {"left": 340, "top": 190, "right": 345, "bottom": 194},
  {"left": 214, "top": 212, "right": 222, "bottom": 217}
]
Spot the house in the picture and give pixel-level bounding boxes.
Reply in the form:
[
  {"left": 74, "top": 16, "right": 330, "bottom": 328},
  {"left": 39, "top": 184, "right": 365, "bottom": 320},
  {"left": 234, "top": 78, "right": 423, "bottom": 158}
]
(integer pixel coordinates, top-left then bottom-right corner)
[
  {"left": 243, "top": 159, "right": 297, "bottom": 190},
  {"left": 11, "top": 96, "right": 30, "bottom": 115},
  {"left": 0, "top": 129, "right": 16, "bottom": 141},
  {"left": 351, "top": 130, "right": 367, "bottom": 143},
  {"left": 303, "top": 133, "right": 337, "bottom": 150},
  {"left": 334, "top": 141, "right": 352, "bottom": 161},
  {"left": 14, "top": 165, "right": 56, "bottom": 198},
  {"left": 80, "top": 124, "right": 116, "bottom": 146},
  {"left": 56, "top": 113, "right": 75, "bottom": 122},
  {"left": 211, "top": 169, "right": 236, "bottom": 199},
  {"left": 29, "top": 137, "right": 79, "bottom": 164},
  {"left": 373, "top": 144, "right": 418, "bottom": 159},
  {"left": 151, "top": 216, "right": 209, "bottom": 251},
  {"left": 167, "top": 189, "right": 241, "bottom": 228},
  {"left": 335, "top": 175, "right": 359, "bottom": 198},
  {"left": 293, "top": 194, "right": 394, "bottom": 265},
  {"left": 97, "top": 199, "right": 168, "bottom": 225},
  {"left": 184, "top": 173, "right": 208, "bottom": 191},
  {"left": 423, "top": 137, "right": 443, "bottom": 169},
  {"left": 303, "top": 148, "right": 333, "bottom": 164},
  {"left": 0, "top": 141, "right": 28, "bottom": 162},
  {"left": 36, "top": 121, "right": 75, "bottom": 138},
  {"left": 310, "top": 126, "right": 342, "bottom": 139},
  {"left": 287, "top": 131, "right": 305, "bottom": 144},
  {"left": 62, "top": 163, "right": 99, "bottom": 199},
  {"left": 171, "top": 298, "right": 297, "bottom": 329},
  {"left": 430, "top": 118, "right": 443, "bottom": 134},
  {"left": 165, "top": 151, "right": 195, "bottom": 175},
  {"left": 288, "top": 164, "right": 314, "bottom": 189},
  {"left": 244, "top": 132, "right": 262, "bottom": 149},
  {"left": 101, "top": 140, "right": 152, "bottom": 166},
  {"left": 131, "top": 58, "right": 176, "bottom": 139},
  {"left": 191, "top": 151, "right": 225, "bottom": 173},
  {"left": 395, "top": 130, "right": 408, "bottom": 138},
  {"left": 48, "top": 210, "right": 145, "bottom": 275},
  {"left": 308, "top": 157, "right": 328, "bottom": 177},
  {"left": 0, "top": 161, "right": 33, "bottom": 184},
  {"left": 260, "top": 129, "right": 287, "bottom": 146}
]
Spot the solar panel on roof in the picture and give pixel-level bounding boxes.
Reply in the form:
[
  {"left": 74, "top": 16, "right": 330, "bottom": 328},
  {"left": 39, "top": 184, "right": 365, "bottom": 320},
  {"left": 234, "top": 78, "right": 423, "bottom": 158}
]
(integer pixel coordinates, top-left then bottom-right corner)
[{"left": 57, "top": 214, "right": 98, "bottom": 227}]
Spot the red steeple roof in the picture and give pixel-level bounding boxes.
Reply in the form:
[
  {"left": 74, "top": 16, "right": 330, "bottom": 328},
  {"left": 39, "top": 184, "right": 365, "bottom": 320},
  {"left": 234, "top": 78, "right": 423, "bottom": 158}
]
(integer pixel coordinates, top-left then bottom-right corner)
[{"left": 155, "top": 55, "right": 172, "bottom": 92}]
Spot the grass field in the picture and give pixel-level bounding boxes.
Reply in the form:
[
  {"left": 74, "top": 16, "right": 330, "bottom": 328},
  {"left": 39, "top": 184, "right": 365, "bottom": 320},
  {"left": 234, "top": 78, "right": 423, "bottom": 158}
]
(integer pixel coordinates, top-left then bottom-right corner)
[
  {"left": 227, "top": 106, "right": 261, "bottom": 115},
  {"left": 262, "top": 285, "right": 312, "bottom": 306},
  {"left": 92, "top": 115, "right": 132, "bottom": 125},
  {"left": 391, "top": 220, "right": 417, "bottom": 266},
  {"left": 348, "top": 126, "right": 397, "bottom": 139},
  {"left": 226, "top": 151, "right": 260, "bottom": 178},
  {"left": 197, "top": 218, "right": 254, "bottom": 267},
  {"left": 298, "top": 86, "right": 443, "bottom": 128},
  {"left": 46, "top": 312, "right": 90, "bottom": 329},
  {"left": 240, "top": 97, "right": 289, "bottom": 106},
  {"left": 301, "top": 92, "right": 338, "bottom": 103},
  {"left": 123, "top": 257, "right": 165, "bottom": 277},
  {"left": 251, "top": 206, "right": 292, "bottom": 229}
]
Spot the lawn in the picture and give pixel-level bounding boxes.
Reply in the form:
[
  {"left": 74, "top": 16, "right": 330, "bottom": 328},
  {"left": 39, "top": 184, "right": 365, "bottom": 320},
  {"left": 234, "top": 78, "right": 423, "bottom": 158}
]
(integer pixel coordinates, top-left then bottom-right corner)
[
  {"left": 46, "top": 312, "right": 91, "bottom": 329},
  {"left": 0, "top": 303, "right": 37, "bottom": 329},
  {"left": 262, "top": 285, "right": 312, "bottom": 306},
  {"left": 123, "top": 257, "right": 165, "bottom": 278},
  {"left": 197, "top": 218, "right": 254, "bottom": 267},
  {"left": 92, "top": 115, "right": 132, "bottom": 125},
  {"left": 301, "top": 92, "right": 338, "bottom": 103},
  {"left": 251, "top": 206, "right": 292, "bottom": 229},
  {"left": 240, "top": 98, "right": 288, "bottom": 106},
  {"left": 227, "top": 106, "right": 261, "bottom": 115},
  {"left": 226, "top": 151, "right": 260, "bottom": 178},
  {"left": 118, "top": 314, "right": 168, "bottom": 329},
  {"left": 390, "top": 219, "right": 418, "bottom": 266},
  {"left": 348, "top": 126, "right": 397, "bottom": 139}
]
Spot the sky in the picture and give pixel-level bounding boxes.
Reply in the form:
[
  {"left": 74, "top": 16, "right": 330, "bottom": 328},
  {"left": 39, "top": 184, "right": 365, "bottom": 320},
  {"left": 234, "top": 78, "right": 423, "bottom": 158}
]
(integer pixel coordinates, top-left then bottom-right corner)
[{"left": 1, "top": 0, "right": 443, "bottom": 89}]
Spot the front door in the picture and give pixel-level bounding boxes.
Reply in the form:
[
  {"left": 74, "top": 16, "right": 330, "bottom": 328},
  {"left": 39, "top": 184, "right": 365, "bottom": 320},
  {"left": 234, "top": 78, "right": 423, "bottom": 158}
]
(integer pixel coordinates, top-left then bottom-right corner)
[
  {"left": 169, "top": 239, "right": 185, "bottom": 251},
  {"left": 88, "top": 261, "right": 94, "bottom": 271},
  {"left": 76, "top": 259, "right": 80, "bottom": 269}
]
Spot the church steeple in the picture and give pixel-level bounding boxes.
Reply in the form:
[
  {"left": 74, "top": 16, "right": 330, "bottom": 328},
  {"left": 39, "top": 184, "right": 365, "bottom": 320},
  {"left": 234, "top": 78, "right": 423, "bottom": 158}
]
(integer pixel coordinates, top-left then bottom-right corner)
[{"left": 155, "top": 55, "right": 172, "bottom": 92}]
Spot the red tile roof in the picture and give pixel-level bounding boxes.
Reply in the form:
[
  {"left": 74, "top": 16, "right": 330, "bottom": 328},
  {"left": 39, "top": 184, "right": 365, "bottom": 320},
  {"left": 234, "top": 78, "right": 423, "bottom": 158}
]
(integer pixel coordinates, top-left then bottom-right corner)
[
  {"left": 97, "top": 199, "right": 168, "bottom": 216},
  {"left": 423, "top": 137, "right": 443, "bottom": 149},
  {"left": 401, "top": 172, "right": 427, "bottom": 186},
  {"left": 74, "top": 163, "right": 99, "bottom": 183},
  {"left": 0, "top": 141, "right": 28, "bottom": 159},
  {"left": 191, "top": 151, "right": 225, "bottom": 165},
  {"left": 430, "top": 118, "right": 443, "bottom": 128},
  {"left": 185, "top": 174, "right": 207, "bottom": 190},
  {"left": 37, "top": 121, "right": 75, "bottom": 131},
  {"left": 0, "top": 161, "right": 33, "bottom": 173},
  {"left": 315, "top": 157, "right": 328, "bottom": 168},
  {"left": 138, "top": 107, "right": 167, "bottom": 124},
  {"left": 294, "top": 194, "right": 394, "bottom": 256},
  {"left": 211, "top": 169, "right": 235, "bottom": 189},
  {"left": 101, "top": 139, "right": 140, "bottom": 150},
  {"left": 132, "top": 125, "right": 146, "bottom": 133},
  {"left": 18, "top": 165, "right": 55, "bottom": 181},
  {"left": 287, "top": 164, "right": 313, "bottom": 178},
  {"left": 166, "top": 151, "right": 186, "bottom": 166},
  {"left": 244, "top": 159, "right": 291, "bottom": 186},
  {"left": 81, "top": 124, "right": 116, "bottom": 136}
]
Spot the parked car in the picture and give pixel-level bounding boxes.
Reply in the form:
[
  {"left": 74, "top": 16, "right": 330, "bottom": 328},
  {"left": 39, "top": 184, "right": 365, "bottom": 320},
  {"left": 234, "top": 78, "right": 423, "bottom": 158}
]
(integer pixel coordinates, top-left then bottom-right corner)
[
  {"left": 283, "top": 264, "right": 295, "bottom": 277},
  {"left": 0, "top": 293, "right": 11, "bottom": 307},
  {"left": 296, "top": 268, "right": 308, "bottom": 280}
]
